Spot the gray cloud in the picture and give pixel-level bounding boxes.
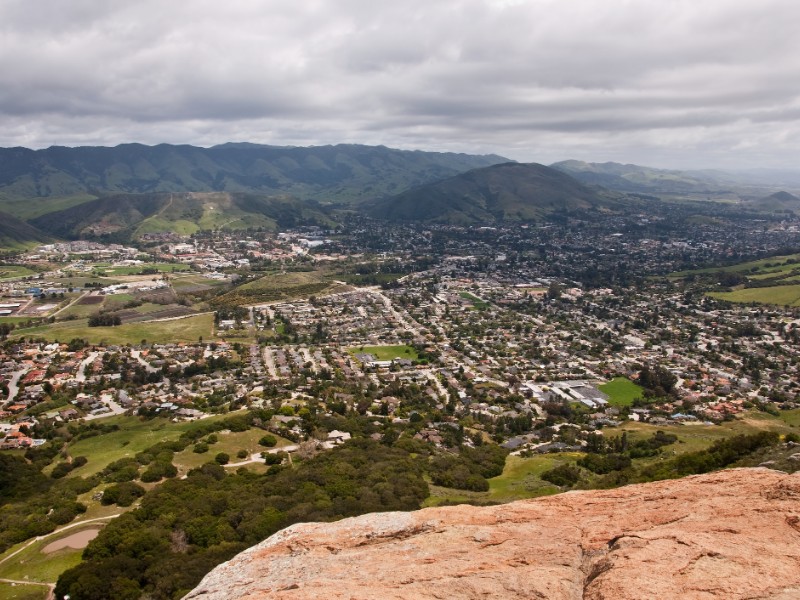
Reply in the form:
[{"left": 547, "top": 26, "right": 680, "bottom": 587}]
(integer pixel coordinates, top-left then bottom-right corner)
[{"left": 1, "top": 0, "right": 799, "bottom": 169}]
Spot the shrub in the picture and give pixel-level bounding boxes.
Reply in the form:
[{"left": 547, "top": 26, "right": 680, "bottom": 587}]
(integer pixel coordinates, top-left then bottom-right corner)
[
  {"left": 258, "top": 435, "right": 277, "bottom": 448},
  {"left": 214, "top": 453, "right": 230, "bottom": 465},
  {"left": 541, "top": 463, "right": 581, "bottom": 487},
  {"left": 101, "top": 482, "right": 146, "bottom": 507},
  {"left": 51, "top": 462, "right": 73, "bottom": 479}
]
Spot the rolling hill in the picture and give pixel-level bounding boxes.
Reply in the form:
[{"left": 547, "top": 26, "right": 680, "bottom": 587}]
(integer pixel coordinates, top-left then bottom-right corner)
[
  {"left": 0, "top": 211, "right": 51, "bottom": 249},
  {"left": 746, "top": 191, "right": 800, "bottom": 213},
  {"left": 367, "top": 162, "right": 631, "bottom": 224},
  {"left": 0, "top": 143, "right": 509, "bottom": 215},
  {"left": 550, "top": 160, "right": 724, "bottom": 195},
  {"left": 30, "top": 192, "right": 334, "bottom": 241}
]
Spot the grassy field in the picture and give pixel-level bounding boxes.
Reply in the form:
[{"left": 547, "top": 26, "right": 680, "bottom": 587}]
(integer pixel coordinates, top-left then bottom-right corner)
[
  {"left": 424, "top": 453, "right": 578, "bottom": 507},
  {"left": 214, "top": 270, "right": 348, "bottom": 306},
  {"left": 99, "top": 263, "right": 190, "bottom": 276},
  {"left": 171, "top": 273, "right": 229, "bottom": 291},
  {"left": 0, "top": 583, "right": 49, "bottom": 600},
  {"left": 424, "top": 411, "right": 797, "bottom": 508},
  {"left": 48, "top": 276, "right": 123, "bottom": 288},
  {"left": 779, "top": 408, "right": 800, "bottom": 427},
  {"left": 669, "top": 253, "right": 800, "bottom": 278},
  {"left": 486, "top": 453, "right": 579, "bottom": 501},
  {"left": 0, "top": 316, "right": 44, "bottom": 325},
  {"left": 599, "top": 377, "right": 644, "bottom": 407},
  {"left": 13, "top": 312, "right": 213, "bottom": 344},
  {"left": 56, "top": 414, "right": 234, "bottom": 479},
  {"left": 0, "top": 265, "right": 37, "bottom": 280},
  {"left": 708, "top": 284, "right": 800, "bottom": 306},
  {"left": 0, "top": 522, "right": 108, "bottom": 584},
  {"left": 350, "top": 344, "right": 419, "bottom": 361},
  {"left": 173, "top": 429, "right": 294, "bottom": 470},
  {"left": 459, "top": 291, "right": 490, "bottom": 309},
  {"left": 617, "top": 411, "right": 795, "bottom": 455}
]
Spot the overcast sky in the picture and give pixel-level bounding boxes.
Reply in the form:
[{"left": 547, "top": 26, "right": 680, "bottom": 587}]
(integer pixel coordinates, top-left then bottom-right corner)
[{"left": 1, "top": 0, "right": 799, "bottom": 169}]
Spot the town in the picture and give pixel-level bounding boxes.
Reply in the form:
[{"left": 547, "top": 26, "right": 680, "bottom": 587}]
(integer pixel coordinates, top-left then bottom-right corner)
[{"left": 2, "top": 205, "right": 799, "bottom": 455}]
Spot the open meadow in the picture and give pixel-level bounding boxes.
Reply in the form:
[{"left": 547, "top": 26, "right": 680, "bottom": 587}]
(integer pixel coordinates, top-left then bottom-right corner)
[
  {"left": 12, "top": 312, "right": 213, "bottom": 344},
  {"left": 708, "top": 284, "right": 800, "bottom": 306}
]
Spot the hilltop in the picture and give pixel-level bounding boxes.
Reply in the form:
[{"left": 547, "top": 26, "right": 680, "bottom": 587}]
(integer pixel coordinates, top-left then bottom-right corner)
[{"left": 186, "top": 468, "right": 800, "bottom": 600}]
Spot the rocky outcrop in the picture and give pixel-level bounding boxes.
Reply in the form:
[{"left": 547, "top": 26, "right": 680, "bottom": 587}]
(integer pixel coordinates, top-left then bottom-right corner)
[{"left": 185, "top": 468, "right": 800, "bottom": 599}]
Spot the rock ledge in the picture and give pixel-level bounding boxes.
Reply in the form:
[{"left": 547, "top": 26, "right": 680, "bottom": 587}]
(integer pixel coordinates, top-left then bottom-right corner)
[{"left": 185, "top": 468, "right": 800, "bottom": 599}]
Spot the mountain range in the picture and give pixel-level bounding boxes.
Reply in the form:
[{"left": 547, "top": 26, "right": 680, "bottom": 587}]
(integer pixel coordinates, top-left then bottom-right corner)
[
  {"left": 1, "top": 143, "right": 800, "bottom": 248},
  {"left": 0, "top": 143, "right": 507, "bottom": 211}
]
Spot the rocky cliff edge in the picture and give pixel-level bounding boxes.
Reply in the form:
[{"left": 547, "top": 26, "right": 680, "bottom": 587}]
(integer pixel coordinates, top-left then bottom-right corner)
[{"left": 185, "top": 468, "right": 800, "bottom": 600}]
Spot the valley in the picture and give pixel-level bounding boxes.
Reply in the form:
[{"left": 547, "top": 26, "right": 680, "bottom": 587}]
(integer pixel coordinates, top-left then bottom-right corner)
[{"left": 0, "top": 145, "right": 799, "bottom": 599}]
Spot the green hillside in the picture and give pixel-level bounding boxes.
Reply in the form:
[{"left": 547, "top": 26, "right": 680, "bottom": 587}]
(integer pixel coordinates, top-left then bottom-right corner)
[
  {"left": 0, "top": 143, "right": 508, "bottom": 208},
  {"left": 0, "top": 210, "right": 51, "bottom": 249},
  {"left": 368, "top": 162, "right": 631, "bottom": 224},
  {"left": 30, "top": 192, "right": 334, "bottom": 241},
  {"left": 746, "top": 191, "right": 800, "bottom": 213}
]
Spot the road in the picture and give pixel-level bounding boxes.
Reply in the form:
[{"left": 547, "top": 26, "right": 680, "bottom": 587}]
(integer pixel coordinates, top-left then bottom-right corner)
[
  {"left": 75, "top": 351, "right": 99, "bottom": 383},
  {"left": 130, "top": 349, "right": 159, "bottom": 373},
  {"left": 5, "top": 367, "right": 30, "bottom": 403},
  {"left": 263, "top": 347, "right": 278, "bottom": 379},
  {"left": 225, "top": 445, "right": 299, "bottom": 467},
  {"left": 82, "top": 395, "right": 126, "bottom": 420}
]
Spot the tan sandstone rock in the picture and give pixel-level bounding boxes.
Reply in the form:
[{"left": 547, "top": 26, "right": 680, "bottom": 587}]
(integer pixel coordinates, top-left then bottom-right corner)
[{"left": 185, "top": 468, "right": 800, "bottom": 600}]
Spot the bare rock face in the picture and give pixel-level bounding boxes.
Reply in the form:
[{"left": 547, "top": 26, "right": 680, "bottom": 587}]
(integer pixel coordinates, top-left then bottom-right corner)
[{"left": 185, "top": 468, "right": 800, "bottom": 600}]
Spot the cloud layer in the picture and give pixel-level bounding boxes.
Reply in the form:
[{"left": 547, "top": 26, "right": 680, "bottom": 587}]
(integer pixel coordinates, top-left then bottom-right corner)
[{"left": 2, "top": 0, "right": 799, "bottom": 168}]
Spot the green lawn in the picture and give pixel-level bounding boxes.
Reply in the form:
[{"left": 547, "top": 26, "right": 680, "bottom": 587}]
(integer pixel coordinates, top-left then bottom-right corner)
[
  {"left": 708, "top": 284, "right": 800, "bottom": 307},
  {"left": 350, "top": 344, "right": 419, "bottom": 361},
  {"left": 599, "top": 377, "right": 644, "bottom": 407},
  {"left": 14, "top": 313, "right": 213, "bottom": 344}
]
